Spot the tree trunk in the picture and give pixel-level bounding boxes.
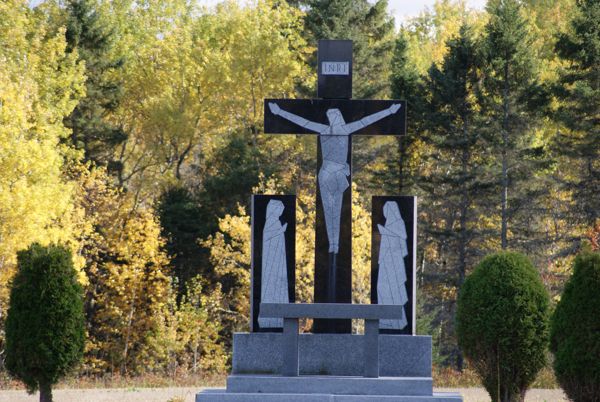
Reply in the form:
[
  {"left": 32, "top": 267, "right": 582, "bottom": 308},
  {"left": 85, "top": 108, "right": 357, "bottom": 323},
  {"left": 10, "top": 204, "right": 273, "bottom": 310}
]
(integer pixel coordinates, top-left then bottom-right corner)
[
  {"left": 501, "top": 62, "right": 510, "bottom": 250},
  {"left": 39, "top": 382, "right": 52, "bottom": 402},
  {"left": 397, "top": 136, "right": 405, "bottom": 193}
]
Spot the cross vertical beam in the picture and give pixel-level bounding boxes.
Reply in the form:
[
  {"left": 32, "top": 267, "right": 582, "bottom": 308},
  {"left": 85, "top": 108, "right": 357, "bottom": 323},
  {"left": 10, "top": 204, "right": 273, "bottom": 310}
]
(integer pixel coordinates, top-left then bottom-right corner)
[
  {"left": 263, "top": 40, "right": 406, "bottom": 334},
  {"left": 316, "top": 40, "right": 352, "bottom": 333}
]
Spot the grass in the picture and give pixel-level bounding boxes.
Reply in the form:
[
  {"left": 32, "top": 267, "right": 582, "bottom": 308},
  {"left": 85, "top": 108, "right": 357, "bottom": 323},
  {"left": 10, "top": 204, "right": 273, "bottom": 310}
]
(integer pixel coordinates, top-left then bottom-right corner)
[
  {"left": 432, "top": 364, "right": 561, "bottom": 389},
  {"left": 0, "top": 363, "right": 560, "bottom": 391},
  {"left": 0, "top": 372, "right": 226, "bottom": 391}
]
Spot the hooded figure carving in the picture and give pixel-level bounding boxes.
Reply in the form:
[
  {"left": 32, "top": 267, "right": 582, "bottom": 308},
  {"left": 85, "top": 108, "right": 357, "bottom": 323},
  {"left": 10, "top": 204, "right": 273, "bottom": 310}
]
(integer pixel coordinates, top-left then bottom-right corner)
[
  {"left": 377, "top": 201, "right": 408, "bottom": 330},
  {"left": 258, "top": 200, "right": 289, "bottom": 328}
]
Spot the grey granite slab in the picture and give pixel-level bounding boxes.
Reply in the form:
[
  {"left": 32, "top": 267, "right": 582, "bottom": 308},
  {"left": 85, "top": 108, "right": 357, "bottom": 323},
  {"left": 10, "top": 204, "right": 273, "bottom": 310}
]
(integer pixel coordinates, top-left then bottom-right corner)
[
  {"left": 197, "top": 389, "right": 463, "bottom": 402},
  {"left": 260, "top": 303, "right": 403, "bottom": 319},
  {"left": 232, "top": 333, "right": 432, "bottom": 377},
  {"left": 226, "top": 375, "right": 432, "bottom": 396}
]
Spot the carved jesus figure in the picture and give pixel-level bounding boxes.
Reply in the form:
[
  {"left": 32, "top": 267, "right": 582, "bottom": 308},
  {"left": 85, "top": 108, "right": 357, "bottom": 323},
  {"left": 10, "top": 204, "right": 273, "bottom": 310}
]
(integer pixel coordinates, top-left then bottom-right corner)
[{"left": 268, "top": 102, "right": 401, "bottom": 256}]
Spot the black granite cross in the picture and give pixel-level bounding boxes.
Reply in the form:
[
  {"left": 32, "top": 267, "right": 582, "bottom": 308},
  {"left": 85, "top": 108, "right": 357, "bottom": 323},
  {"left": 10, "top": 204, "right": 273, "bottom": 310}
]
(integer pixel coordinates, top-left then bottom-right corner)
[{"left": 264, "top": 40, "right": 406, "bottom": 333}]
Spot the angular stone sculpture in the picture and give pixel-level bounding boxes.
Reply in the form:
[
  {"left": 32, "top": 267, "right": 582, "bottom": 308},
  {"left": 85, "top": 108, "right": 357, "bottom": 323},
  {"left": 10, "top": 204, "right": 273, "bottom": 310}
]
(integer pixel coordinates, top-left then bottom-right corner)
[
  {"left": 268, "top": 102, "right": 401, "bottom": 257},
  {"left": 258, "top": 200, "right": 289, "bottom": 329},
  {"left": 377, "top": 201, "right": 409, "bottom": 331},
  {"left": 250, "top": 195, "right": 295, "bottom": 332}
]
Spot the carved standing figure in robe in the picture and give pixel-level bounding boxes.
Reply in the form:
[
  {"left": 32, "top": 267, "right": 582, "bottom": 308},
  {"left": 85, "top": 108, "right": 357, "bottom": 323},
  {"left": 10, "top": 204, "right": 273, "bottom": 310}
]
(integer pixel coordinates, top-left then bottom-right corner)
[
  {"left": 258, "top": 200, "right": 289, "bottom": 328},
  {"left": 377, "top": 201, "right": 409, "bottom": 330}
]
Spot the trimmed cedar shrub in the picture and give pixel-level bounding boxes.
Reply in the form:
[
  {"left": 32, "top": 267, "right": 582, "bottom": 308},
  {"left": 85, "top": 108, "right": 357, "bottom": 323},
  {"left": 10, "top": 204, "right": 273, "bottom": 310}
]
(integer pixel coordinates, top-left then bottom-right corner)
[
  {"left": 550, "top": 252, "right": 600, "bottom": 402},
  {"left": 5, "top": 243, "right": 85, "bottom": 402},
  {"left": 456, "top": 252, "right": 550, "bottom": 402}
]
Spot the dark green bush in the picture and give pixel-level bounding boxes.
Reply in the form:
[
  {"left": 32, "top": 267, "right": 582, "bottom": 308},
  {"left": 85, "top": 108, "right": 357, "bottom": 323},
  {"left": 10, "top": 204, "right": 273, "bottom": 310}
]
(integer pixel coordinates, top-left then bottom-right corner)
[
  {"left": 5, "top": 243, "right": 85, "bottom": 402},
  {"left": 456, "top": 252, "right": 550, "bottom": 402},
  {"left": 550, "top": 252, "right": 600, "bottom": 402}
]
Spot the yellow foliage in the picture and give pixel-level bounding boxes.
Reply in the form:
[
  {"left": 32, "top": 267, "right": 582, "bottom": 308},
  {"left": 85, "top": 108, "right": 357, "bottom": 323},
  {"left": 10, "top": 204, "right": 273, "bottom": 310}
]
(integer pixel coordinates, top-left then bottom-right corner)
[
  {"left": 144, "top": 276, "right": 227, "bottom": 376},
  {"left": 0, "top": 0, "right": 84, "bottom": 271},
  {"left": 402, "top": 0, "right": 485, "bottom": 74},
  {"left": 112, "top": 0, "right": 311, "bottom": 198},
  {"left": 70, "top": 165, "right": 171, "bottom": 375},
  {"left": 203, "top": 176, "right": 373, "bottom": 334},
  {"left": 0, "top": 0, "right": 85, "bottom": 330}
]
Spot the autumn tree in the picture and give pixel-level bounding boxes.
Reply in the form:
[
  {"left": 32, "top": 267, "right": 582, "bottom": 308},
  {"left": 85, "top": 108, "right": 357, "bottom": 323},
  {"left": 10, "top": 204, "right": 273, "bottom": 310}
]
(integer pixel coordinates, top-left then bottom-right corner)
[
  {"left": 112, "top": 0, "right": 310, "bottom": 195},
  {"left": 71, "top": 165, "right": 171, "bottom": 375},
  {"left": 0, "top": 0, "right": 84, "bottom": 330},
  {"left": 146, "top": 275, "right": 227, "bottom": 375}
]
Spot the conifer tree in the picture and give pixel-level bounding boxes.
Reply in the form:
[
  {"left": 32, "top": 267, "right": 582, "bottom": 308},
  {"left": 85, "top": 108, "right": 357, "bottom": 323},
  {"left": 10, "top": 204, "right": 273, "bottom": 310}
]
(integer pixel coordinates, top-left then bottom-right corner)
[
  {"left": 300, "top": 0, "right": 395, "bottom": 99},
  {"left": 377, "top": 33, "right": 425, "bottom": 194},
  {"left": 158, "top": 187, "right": 207, "bottom": 296},
  {"left": 5, "top": 244, "right": 85, "bottom": 402},
  {"left": 419, "top": 24, "right": 489, "bottom": 369},
  {"left": 64, "top": 0, "right": 125, "bottom": 174},
  {"left": 480, "top": 0, "right": 549, "bottom": 250},
  {"left": 553, "top": 0, "right": 600, "bottom": 229}
]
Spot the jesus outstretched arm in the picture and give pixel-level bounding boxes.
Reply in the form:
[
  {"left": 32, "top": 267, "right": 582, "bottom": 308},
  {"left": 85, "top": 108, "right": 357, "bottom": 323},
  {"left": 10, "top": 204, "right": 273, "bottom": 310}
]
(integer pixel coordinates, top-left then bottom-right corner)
[
  {"left": 342, "top": 103, "right": 401, "bottom": 134},
  {"left": 269, "top": 102, "right": 328, "bottom": 133}
]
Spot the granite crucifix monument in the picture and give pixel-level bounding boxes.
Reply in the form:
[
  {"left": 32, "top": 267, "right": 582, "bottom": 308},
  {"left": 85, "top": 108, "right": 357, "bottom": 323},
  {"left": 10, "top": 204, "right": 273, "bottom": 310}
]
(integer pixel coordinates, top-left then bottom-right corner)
[
  {"left": 197, "top": 40, "right": 463, "bottom": 402},
  {"left": 263, "top": 40, "right": 407, "bottom": 333}
]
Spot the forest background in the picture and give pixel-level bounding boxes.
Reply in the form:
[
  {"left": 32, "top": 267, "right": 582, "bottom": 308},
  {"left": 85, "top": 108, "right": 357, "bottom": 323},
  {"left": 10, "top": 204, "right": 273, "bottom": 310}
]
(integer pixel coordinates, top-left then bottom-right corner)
[{"left": 0, "top": 0, "right": 598, "bottom": 384}]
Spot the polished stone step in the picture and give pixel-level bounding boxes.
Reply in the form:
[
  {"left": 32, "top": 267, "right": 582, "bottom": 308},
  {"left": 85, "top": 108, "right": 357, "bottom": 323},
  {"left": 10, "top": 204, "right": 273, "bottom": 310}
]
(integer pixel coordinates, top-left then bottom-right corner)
[
  {"left": 196, "top": 388, "right": 463, "bottom": 402},
  {"left": 226, "top": 375, "right": 432, "bottom": 396}
]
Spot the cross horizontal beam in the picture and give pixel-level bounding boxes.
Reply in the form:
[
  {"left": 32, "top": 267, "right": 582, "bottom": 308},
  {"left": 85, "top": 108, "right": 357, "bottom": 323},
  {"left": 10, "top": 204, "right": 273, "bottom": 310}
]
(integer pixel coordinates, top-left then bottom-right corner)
[
  {"left": 264, "top": 99, "right": 407, "bottom": 136},
  {"left": 259, "top": 303, "right": 404, "bottom": 320}
]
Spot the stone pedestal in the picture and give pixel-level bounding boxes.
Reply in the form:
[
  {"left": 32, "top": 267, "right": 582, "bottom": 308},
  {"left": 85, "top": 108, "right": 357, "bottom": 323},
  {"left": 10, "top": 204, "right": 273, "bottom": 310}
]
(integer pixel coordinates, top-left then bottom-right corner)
[{"left": 196, "top": 333, "right": 463, "bottom": 402}]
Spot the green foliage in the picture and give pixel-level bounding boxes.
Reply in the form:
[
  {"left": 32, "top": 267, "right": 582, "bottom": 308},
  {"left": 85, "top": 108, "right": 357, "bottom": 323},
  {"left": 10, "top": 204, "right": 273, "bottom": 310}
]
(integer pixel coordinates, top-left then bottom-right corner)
[
  {"left": 481, "top": 0, "right": 551, "bottom": 251},
  {"left": 553, "top": 0, "right": 600, "bottom": 227},
  {"left": 64, "top": 0, "right": 126, "bottom": 172},
  {"left": 0, "top": 0, "right": 595, "bottom": 381},
  {"left": 158, "top": 187, "right": 207, "bottom": 296},
  {"left": 419, "top": 24, "right": 490, "bottom": 368},
  {"left": 5, "top": 243, "right": 85, "bottom": 401},
  {"left": 456, "top": 252, "right": 550, "bottom": 402},
  {"left": 373, "top": 33, "right": 423, "bottom": 195},
  {"left": 301, "top": 0, "right": 395, "bottom": 98},
  {"left": 550, "top": 252, "right": 600, "bottom": 401}
]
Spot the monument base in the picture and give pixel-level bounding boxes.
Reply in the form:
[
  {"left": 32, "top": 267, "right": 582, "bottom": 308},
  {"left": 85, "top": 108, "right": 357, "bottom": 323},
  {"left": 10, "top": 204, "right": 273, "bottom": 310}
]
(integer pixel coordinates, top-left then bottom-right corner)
[
  {"left": 232, "top": 333, "right": 432, "bottom": 377},
  {"left": 196, "top": 333, "right": 463, "bottom": 402},
  {"left": 197, "top": 387, "right": 462, "bottom": 402}
]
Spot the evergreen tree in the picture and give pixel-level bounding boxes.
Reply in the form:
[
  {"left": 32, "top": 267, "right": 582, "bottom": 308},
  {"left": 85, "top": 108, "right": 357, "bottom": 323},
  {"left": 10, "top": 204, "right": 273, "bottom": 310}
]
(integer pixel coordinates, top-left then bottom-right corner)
[
  {"left": 158, "top": 187, "right": 207, "bottom": 296},
  {"left": 457, "top": 252, "right": 550, "bottom": 402},
  {"left": 550, "top": 252, "right": 600, "bottom": 402},
  {"left": 5, "top": 244, "right": 85, "bottom": 402},
  {"left": 553, "top": 0, "right": 600, "bottom": 229},
  {"left": 419, "top": 24, "right": 490, "bottom": 369},
  {"left": 480, "top": 0, "right": 549, "bottom": 250},
  {"left": 300, "top": 0, "right": 395, "bottom": 99},
  {"left": 374, "top": 33, "right": 425, "bottom": 195},
  {"left": 65, "top": 0, "right": 126, "bottom": 174}
]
